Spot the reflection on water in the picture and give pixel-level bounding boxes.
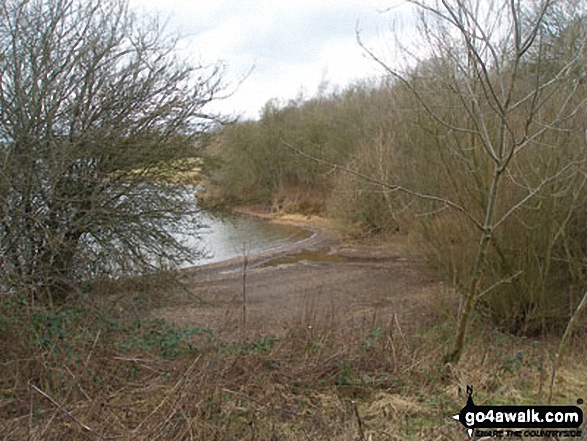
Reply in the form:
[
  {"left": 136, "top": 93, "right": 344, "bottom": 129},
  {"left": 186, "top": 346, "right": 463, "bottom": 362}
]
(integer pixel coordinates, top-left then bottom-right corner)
[{"left": 179, "top": 213, "right": 312, "bottom": 267}]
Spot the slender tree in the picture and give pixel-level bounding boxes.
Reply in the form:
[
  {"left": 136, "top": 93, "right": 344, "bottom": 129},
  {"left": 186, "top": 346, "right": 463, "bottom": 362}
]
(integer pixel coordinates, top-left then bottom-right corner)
[{"left": 355, "top": 0, "right": 587, "bottom": 363}]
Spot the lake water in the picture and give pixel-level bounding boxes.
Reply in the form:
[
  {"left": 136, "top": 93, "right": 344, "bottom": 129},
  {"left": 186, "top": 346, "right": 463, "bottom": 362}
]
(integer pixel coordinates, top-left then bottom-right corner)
[{"left": 179, "top": 212, "right": 313, "bottom": 267}]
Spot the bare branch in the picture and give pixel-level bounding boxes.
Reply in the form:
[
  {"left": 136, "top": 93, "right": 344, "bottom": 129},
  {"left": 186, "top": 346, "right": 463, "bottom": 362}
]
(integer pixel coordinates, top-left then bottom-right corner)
[
  {"left": 281, "top": 139, "right": 484, "bottom": 232},
  {"left": 494, "top": 158, "right": 586, "bottom": 229}
]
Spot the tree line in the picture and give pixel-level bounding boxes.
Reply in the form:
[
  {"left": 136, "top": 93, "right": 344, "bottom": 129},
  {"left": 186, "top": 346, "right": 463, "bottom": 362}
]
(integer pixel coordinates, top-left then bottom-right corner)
[{"left": 211, "top": 0, "right": 587, "bottom": 363}]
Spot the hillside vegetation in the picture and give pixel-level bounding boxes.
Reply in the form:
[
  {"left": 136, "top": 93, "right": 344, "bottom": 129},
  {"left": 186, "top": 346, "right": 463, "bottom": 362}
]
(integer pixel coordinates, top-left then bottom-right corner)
[
  {"left": 209, "top": 2, "right": 587, "bottom": 337},
  {"left": 2, "top": 1, "right": 587, "bottom": 439}
]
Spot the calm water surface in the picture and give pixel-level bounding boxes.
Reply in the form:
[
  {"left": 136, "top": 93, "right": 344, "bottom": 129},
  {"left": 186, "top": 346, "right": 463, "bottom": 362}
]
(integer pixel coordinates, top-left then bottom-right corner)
[{"left": 179, "top": 212, "right": 312, "bottom": 267}]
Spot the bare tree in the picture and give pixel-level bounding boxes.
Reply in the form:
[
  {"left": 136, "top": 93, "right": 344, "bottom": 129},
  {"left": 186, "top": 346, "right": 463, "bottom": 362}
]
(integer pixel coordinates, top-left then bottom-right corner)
[
  {"left": 339, "top": 0, "right": 587, "bottom": 363},
  {"left": 0, "top": 0, "right": 224, "bottom": 299}
]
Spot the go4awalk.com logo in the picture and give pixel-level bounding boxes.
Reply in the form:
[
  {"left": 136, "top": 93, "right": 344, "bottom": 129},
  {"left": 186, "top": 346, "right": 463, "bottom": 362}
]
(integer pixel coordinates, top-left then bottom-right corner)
[{"left": 452, "top": 386, "right": 584, "bottom": 439}]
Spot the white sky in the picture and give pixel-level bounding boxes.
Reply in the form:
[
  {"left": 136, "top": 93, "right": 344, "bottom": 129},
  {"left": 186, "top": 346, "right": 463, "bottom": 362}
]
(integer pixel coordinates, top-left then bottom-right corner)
[{"left": 128, "top": 0, "right": 416, "bottom": 120}]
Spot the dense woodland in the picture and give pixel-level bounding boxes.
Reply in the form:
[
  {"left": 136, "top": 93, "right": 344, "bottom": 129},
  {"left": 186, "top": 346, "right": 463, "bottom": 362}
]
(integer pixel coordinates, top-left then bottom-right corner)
[{"left": 210, "top": 0, "right": 587, "bottom": 340}]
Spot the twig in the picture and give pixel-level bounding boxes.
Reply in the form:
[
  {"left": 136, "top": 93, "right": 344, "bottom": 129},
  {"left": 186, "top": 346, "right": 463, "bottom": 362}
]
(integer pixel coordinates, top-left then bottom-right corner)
[
  {"left": 221, "top": 388, "right": 301, "bottom": 418},
  {"left": 242, "top": 252, "right": 248, "bottom": 342},
  {"left": 112, "top": 356, "right": 162, "bottom": 374},
  {"left": 352, "top": 400, "right": 366, "bottom": 441},
  {"left": 477, "top": 271, "right": 523, "bottom": 299},
  {"left": 394, "top": 313, "right": 410, "bottom": 351},
  {"left": 64, "top": 363, "right": 91, "bottom": 401},
  {"left": 387, "top": 333, "right": 398, "bottom": 372},
  {"left": 556, "top": 288, "right": 587, "bottom": 367},
  {"left": 131, "top": 355, "right": 201, "bottom": 435},
  {"left": 30, "top": 382, "right": 107, "bottom": 439},
  {"left": 85, "top": 329, "right": 101, "bottom": 368},
  {"left": 548, "top": 354, "right": 557, "bottom": 405},
  {"left": 112, "top": 356, "right": 157, "bottom": 363},
  {"left": 538, "top": 350, "right": 545, "bottom": 401},
  {"left": 222, "top": 388, "right": 266, "bottom": 408},
  {"left": 28, "top": 384, "right": 34, "bottom": 438}
]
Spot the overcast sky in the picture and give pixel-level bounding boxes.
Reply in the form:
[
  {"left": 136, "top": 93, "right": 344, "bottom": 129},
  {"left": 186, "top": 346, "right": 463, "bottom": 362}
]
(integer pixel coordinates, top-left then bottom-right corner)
[{"left": 128, "top": 0, "right": 415, "bottom": 120}]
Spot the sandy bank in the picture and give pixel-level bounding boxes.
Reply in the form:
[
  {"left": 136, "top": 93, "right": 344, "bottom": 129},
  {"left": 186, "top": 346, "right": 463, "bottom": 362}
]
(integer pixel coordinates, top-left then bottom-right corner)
[{"left": 157, "top": 209, "right": 443, "bottom": 337}]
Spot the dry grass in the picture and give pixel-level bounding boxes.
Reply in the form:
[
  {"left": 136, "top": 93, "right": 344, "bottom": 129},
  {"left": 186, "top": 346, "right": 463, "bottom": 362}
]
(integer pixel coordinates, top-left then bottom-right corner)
[
  {"left": 1, "top": 271, "right": 585, "bottom": 440},
  {"left": 128, "top": 157, "right": 203, "bottom": 185}
]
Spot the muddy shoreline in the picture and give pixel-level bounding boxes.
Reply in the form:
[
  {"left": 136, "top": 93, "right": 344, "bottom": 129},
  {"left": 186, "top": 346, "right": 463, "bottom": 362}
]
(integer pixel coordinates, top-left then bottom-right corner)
[{"left": 158, "top": 210, "right": 442, "bottom": 336}]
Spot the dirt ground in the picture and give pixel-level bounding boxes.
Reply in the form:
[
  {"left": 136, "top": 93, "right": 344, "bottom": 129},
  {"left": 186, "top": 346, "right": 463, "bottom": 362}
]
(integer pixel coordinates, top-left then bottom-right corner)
[{"left": 151, "top": 214, "right": 451, "bottom": 338}]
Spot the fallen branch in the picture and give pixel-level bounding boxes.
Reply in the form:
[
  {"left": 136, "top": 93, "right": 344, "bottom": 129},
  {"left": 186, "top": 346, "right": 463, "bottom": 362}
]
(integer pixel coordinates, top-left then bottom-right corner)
[
  {"left": 30, "top": 382, "right": 108, "bottom": 440},
  {"left": 352, "top": 400, "right": 366, "bottom": 441}
]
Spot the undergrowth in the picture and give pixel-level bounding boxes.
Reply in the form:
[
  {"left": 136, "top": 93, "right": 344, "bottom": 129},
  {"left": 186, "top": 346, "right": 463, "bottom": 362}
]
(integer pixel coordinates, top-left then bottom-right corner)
[{"left": 0, "top": 286, "right": 585, "bottom": 440}]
